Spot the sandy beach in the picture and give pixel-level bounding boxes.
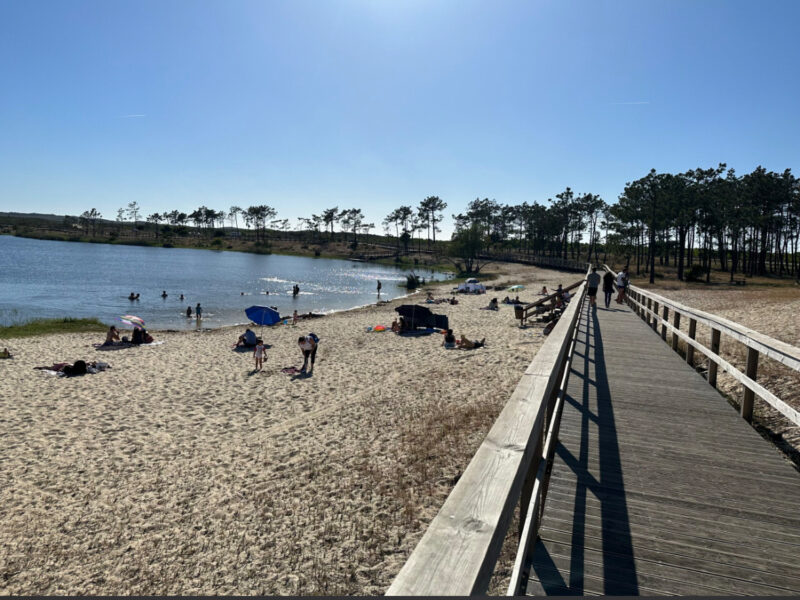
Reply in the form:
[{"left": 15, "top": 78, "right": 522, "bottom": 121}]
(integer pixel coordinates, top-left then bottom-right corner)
[{"left": 0, "top": 263, "right": 581, "bottom": 595}]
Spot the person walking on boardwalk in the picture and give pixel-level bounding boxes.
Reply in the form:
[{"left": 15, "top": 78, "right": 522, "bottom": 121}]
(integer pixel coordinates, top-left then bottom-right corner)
[
  {"left": 602, "top": 270, "right": 615, "bottom": 308},
  {"left": 586, "top": 267, "right": 601, "bottom": 308},
  {"left": 615, "top": 267, "right": 629, "bottom": 304}
]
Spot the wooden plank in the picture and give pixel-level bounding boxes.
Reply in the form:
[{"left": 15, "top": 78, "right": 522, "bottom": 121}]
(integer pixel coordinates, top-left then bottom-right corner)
[{"left": 524, "top": 297, "right": 800, "bottom": 596}]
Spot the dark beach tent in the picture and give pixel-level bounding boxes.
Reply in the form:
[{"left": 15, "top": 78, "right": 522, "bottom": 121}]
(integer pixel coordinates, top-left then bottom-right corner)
[
  {"left": 245, "top": 305, "right": 281, "bottom": 326},
  {"left": 395, "top": 304, "right": 448, "bottom": 330}
]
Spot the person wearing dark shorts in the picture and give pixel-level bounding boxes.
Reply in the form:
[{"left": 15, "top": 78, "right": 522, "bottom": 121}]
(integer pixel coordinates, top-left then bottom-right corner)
[
  {"left": 298, "top": 334, "right": 318, "bottom": 373},
  {"left": 586, "top": 267, "right": 601, "bottom": 307},
  {"left": 602, "top": 270, "right": 615, "bottom": 308}
]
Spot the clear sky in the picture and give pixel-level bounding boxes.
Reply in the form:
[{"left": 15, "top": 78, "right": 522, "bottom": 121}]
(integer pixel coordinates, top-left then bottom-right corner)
[{"left": 1, "top": 0, "right": 798, "bottom": 236}]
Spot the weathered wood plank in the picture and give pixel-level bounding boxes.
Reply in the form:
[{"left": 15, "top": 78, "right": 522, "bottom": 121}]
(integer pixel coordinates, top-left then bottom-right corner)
[{"left": 524, "top": 297, "right": 800, "bottom": 596}]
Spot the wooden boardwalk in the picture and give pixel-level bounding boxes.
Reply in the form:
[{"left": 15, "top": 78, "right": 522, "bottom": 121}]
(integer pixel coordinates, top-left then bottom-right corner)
[{"left": 525, "top": 299, "right": 800, "bottom": 595}]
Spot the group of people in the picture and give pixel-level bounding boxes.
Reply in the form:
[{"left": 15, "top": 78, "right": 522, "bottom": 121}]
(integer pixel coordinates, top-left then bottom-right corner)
[
  {"left": 102, "top": 325, "right": 154, "bottom": 346},
  {"left": 585, "top": 266, "right": 629, "bottom": 309},
  {"left": 186, "top": 303, "right": 202, "bottom": 318},
  {"left": 235, "top": 327, "right": 319, "bottom": 374}
]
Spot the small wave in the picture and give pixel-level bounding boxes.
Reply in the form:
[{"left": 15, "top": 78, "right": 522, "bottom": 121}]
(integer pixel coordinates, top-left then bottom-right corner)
[{"left": 259, "top": 276, "right": 293, "bottom": 284}]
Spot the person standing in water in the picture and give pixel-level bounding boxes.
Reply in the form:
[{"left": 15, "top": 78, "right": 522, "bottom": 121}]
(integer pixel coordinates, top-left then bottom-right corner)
[
  {"left": 195, "top": 303, "right": 202, "bottom": 318},
  {"left": 377, "top": 279, "right": 382, "bottom": 295}
]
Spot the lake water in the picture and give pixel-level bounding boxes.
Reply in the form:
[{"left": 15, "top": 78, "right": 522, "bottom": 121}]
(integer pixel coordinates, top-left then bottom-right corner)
[{"left": 0, "top": 236, "right": 449, "bottom": 330}]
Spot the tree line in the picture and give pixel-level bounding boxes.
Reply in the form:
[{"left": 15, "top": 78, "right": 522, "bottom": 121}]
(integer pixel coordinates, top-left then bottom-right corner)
[{"left": 74, "top": 163, "right": 798, "bottom": 279}]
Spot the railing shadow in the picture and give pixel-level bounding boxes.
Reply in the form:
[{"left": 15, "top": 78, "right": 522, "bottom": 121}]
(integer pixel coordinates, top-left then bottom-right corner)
[{"left": 532, "top": 302, "right": 639, "bottom": 595}]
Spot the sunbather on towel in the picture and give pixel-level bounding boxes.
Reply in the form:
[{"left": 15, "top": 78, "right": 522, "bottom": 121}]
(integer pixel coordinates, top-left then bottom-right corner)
[{"left": 457, "top": 335, "right": 485, "bottom": 349}]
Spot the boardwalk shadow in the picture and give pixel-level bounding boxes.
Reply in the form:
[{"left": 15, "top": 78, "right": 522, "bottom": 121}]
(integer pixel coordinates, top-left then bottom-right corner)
[{"left": 532, "top": 302, "right": 639, "bottom": 595}]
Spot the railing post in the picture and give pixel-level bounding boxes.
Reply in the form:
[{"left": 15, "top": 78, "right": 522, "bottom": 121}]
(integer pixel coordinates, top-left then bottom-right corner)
[
  {"left": 672, "top": 311, "right": 681, "bottom": 351},
  {"left": 687, "top": 318, "right": 697, "bottom": 366},
  {"left": 661, "top": 305, "right": 669, "bottom": 341},
  {"left": 708, "top": 328, "right": 721, "bottom": 388},
  {"left": 646, "top": 298, "right": 652, "bottom": 325},
  {"left": 652, "top": 301, "right": 659, "bottom": 332},
  {"left": 742, "top": 347, "right": 759, "bottom": 422}
]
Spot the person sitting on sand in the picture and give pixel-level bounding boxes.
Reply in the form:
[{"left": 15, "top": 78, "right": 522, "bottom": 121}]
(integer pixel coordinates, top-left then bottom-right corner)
[
  {"left": 391, "top": 319, "right": 400, "bottom": 333},
  {"left": 457, "top": 335, "right": 485, "bottom": 349},
  {"left": 298, "top": 334, "right": 318, "bottom": 373},
  {"left": 0, "top": 347, "right": 12, "bottom": 359},
  {"left": 237, "top": 328, "right": 257, "bottom": 347},
  {"left": 443, "top": 329, "right": 456, "bottom": 349},
  {"left": 103, "top": 326, "right": 120, "bottom": 346},
  {"left": 131, "top": 327, "right": 144, "bottom": 345},
  {"left": 502, "top": 296, "right": 512, "bottom": 304},
  {"left": 398, "top": 316, "right": 407, "bottom": 332},
  {"left": 483, "top": 298, "right": 499, "bottom": 310},
  {"left": 449, "top": 297, "right": 458, "bottom": 305},
  {"left": 540, "top": 286, "right": 549, "bottom": 295}
]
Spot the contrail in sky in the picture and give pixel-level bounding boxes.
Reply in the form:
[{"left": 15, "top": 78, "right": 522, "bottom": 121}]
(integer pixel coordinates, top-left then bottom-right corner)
[
  {"left": 120, "top": 114, "right": 146, "bottom": 118},
  {"left": 609, "top": 101, "right": 650, "bottom": 105}
]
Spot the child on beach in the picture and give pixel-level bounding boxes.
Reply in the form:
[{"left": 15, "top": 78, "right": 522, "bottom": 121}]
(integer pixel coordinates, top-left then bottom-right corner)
[{"left": 253, "top": 339, "right": 266, "bottom": 371}]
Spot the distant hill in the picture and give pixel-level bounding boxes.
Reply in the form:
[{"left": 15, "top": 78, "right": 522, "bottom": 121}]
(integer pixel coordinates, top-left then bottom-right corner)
[{"left": 0, "top": 211, "right": 68, "bottom": 222}]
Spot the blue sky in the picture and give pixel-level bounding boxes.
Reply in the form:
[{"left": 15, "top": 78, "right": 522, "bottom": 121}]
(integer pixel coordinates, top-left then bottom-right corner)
[{"left": 1, "top": 0, "right": 798, "bottom": 236}]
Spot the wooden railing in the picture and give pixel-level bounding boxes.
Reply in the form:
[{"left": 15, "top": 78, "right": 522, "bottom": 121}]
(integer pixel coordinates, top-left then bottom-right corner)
[
  {"left": 514, "top": 279, "right": 585, "bottom": 327},
  {"left": 605, "top": 266, "right": 800, "bottom": 427},
  {"left": 386, "top": 266, "right": 590, "bottom": 596}
]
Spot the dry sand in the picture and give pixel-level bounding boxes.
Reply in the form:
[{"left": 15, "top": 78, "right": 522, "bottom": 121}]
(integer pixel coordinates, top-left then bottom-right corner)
[{"left": 0, "top": 263, "right": 581, "bottom": 595}]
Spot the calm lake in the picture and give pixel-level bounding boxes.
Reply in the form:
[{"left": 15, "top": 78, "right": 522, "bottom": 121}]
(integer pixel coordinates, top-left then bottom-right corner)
[{"left": 0, "top": 236, "right": 449, "bottom": 330}]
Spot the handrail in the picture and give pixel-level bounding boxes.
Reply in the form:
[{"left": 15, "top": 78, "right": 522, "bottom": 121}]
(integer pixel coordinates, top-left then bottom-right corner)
[
  {"left": 516, "top": 279, "right": 584, "bottom": 327},
  {"left": 386, "top": 266, "right": 590, "bottom": 596},
  {"left": 507, "top": 288, "right": 586, "bottom": 595},
  {"left": 603, "top": 265, "right": 800, "bottom": 426}
]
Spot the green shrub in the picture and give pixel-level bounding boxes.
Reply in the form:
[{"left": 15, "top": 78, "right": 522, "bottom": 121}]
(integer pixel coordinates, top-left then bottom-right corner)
[{"left": 685, "top": 264, "right": 706, "bottom": 282}]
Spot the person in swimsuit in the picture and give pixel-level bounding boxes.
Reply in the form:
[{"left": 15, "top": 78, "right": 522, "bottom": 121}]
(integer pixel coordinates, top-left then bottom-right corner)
[{"left": 253, "top": 339, "right": 266, "bottom": 371}]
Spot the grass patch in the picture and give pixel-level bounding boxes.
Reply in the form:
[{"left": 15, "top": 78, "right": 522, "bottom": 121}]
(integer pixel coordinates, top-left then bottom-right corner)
[{"left": 0, "top": 317, "right": 107, "bottom": 339}]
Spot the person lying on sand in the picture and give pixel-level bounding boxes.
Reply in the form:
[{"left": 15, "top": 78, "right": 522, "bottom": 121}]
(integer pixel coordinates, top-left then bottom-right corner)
[{"left": 457, "top": 335, "right": 485, "bottom": 349}]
